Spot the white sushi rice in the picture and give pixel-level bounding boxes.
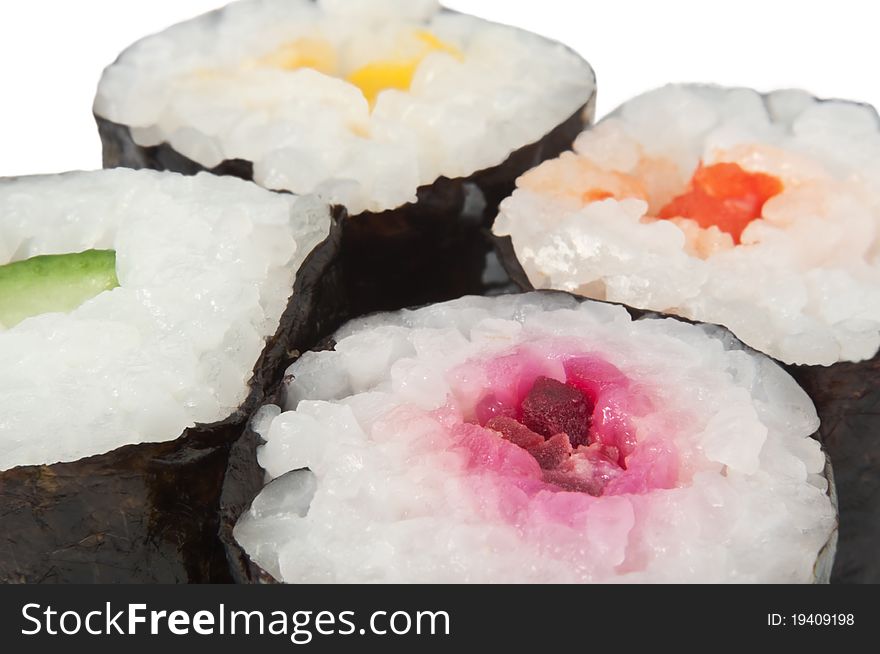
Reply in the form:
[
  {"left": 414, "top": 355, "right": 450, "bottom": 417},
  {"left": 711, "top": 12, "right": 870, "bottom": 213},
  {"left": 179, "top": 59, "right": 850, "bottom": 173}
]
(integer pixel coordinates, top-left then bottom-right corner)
[
  {"left": 494, "top": 84, "right": 880, "bottom": 366},
  {"left": 235, "top": 293, "right": 836, "bottom": 583},
  {"left": 94, "top": 0, "right": 594, "bottom": 215},
  {"left": 0, "top": 169, "right": 331, "bottom": 470}
]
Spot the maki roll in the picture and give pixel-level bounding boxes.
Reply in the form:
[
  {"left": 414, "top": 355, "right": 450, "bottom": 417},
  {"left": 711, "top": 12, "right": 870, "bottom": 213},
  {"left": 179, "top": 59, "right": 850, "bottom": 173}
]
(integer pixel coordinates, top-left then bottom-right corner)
[
  {"left": 494, "top": 84, "right": 880, "bottom": 366},
  {"left": 493, "top": 84, "right": 880, "bottom": 582},
  {"left": 233, "top": 293, "right": 837, "bottom": 583},
  {"left": 95, "top": 0, "right": 594, "bottom": 215},
  {"left": 0, "top": 169, "right": 340, "bottom": 583},
  {"left": 93, "top": 0, "right": 596, "bottom": 313}
]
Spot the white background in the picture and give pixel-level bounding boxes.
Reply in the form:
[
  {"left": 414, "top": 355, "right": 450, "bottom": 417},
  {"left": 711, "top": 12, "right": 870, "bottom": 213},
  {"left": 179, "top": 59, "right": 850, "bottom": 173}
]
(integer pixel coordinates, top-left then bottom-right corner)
[{"left": 0, "top": 0, "right": 876, "bottom": 177}]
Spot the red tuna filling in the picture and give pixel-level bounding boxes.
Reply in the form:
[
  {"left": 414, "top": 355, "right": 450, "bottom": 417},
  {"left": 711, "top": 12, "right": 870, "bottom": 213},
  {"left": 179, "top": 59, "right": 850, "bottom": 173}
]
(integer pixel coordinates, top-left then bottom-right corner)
[{"left": 479, "top": 374, "right": 625, "bottom": 496}]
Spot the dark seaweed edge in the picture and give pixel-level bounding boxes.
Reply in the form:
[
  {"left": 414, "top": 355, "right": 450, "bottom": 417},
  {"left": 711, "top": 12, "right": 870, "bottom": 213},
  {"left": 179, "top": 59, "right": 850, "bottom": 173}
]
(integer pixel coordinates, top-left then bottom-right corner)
[
  {"left": 218, "top": 209, "right": 350, "bottom": 584},
  {"left": 785, "top": 356, "right": 880, "bottom": 584},
  {"left": 814, "top": 455, "right": 839, "bottom": 584},
  {"left": 96, "top": 98, "right": 595, "bottom": 223},
  {"left": 225, "top": 289, "right": 838, "bottom": 585},
  {"left": 492, "top": 234, "right": 534, "bottom": 292}
]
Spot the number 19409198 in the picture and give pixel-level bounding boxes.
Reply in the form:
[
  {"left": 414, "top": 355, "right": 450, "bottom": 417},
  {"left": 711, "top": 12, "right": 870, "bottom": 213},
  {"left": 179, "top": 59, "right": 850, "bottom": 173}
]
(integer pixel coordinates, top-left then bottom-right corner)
[{"left": 768, "top": 614, "right": 854, "bottom": 627}]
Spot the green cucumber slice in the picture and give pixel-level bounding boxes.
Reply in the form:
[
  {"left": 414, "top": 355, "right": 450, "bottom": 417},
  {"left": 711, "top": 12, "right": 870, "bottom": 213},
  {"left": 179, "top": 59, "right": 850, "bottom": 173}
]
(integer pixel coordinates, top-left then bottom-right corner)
[{"left": 0, "top": 250, "right": 119, "bottom": 328}]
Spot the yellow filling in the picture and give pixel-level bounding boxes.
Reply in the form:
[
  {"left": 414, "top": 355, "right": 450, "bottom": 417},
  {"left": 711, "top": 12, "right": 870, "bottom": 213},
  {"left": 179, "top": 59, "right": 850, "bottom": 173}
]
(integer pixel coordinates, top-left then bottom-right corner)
[
  {"left": 348, "top": 31, "right": 462, "bottom": 106},
  {"left": 258, "top": 37, "right": 338, "bottom": 75},
  {"left": 413, "top": 30, "right": 462, "bottom": 59},
  {"left": 347, "top": 60, "right": 421, "bottom": 105},
  {"left": 259, "top": 31, "right": 462, "bottom": 107}
]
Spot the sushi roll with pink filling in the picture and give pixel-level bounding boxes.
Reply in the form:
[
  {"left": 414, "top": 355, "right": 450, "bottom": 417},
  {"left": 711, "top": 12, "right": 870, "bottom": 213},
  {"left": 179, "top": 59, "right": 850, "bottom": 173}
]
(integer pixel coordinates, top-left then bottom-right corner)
[{"left": 233, "top": 293, "right": 836, "bottom": 583}]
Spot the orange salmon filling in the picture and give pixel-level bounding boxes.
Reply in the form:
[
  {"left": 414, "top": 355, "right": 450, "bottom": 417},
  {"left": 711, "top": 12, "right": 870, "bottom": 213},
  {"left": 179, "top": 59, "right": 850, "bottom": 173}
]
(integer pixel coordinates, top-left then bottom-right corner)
[{"left": 659, "top": 163, "right": 784, "bottom": 244}]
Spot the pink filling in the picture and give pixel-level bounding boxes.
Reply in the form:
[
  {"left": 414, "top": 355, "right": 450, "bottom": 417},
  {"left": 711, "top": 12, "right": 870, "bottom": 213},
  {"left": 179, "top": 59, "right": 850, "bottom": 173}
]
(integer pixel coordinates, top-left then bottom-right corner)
[{"left": 451, "top": 344, "right": 679, "bottom": 500}]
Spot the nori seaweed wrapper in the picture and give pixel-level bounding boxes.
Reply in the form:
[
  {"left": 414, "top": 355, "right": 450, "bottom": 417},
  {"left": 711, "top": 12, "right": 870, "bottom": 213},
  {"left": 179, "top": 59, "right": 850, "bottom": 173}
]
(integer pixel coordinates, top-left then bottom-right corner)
[
  {"left": 786, "top": 357, "right": 880, "bottom": 584},
  {"left": 219, "top": 290, "right": 838, "bottom": 584},
  {"left": 0, "top": 209, "right": 350, "bottom": 584},
  {"left": 218, "top": 234, "right": 352, "bottom": 585}
]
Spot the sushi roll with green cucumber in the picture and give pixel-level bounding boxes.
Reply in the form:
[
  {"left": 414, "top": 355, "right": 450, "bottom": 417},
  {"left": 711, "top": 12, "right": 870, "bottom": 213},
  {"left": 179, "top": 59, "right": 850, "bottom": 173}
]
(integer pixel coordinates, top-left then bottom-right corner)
[
  {"left": 0, "top": 169, "right": 342, "bottom": 583},
  {"left": 93, "top": 0, "right": 596, "bottom": 314},
  {"left": 493, "top": 84, "right": 880, "bottom": 582},
  {"left": 231, "top": 293, "right": 837, "bottom": 583}
]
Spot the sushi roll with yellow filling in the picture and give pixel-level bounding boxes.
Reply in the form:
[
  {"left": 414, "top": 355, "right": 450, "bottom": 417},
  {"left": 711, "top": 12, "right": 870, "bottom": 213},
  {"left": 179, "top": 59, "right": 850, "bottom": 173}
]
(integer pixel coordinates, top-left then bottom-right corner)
[{"left": 94, "top": 0, "right": 596, "bottom": 313}]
